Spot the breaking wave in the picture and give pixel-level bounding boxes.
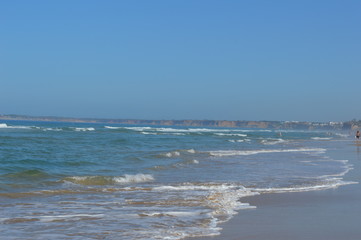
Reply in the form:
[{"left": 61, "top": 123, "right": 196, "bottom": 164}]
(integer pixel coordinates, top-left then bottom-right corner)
[
  {"left": 63, "top": 174, "right": 154, "bottom": 186},
  {"left": 260, "top": 138, "right": 287, "bottom": 145},
  {"left": 209, "top": 148, "right": 326, "bottom": 157},
  {"left": 254, "top": 178, "right": 357, "bottom": 193},
  {"left": 311, "top": 137, "right": 332, "bottom": 140},
  {"left": 0, "top": 123, "right": 33, "bottom": 129}
]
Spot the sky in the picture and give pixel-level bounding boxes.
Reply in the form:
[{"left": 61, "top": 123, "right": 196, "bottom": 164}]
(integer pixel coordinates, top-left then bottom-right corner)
[{"left": 1, "top": 0, "right": 360, "bottom": 122}]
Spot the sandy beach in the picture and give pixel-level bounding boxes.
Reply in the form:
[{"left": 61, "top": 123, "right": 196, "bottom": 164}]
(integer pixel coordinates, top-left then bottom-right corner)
[{"left": 189, "top": 141, "right": 361, "bottom": 240}]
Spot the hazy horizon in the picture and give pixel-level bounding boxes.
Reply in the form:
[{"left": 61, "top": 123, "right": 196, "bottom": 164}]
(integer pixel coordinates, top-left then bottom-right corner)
[{"left": 1, "top": 112, "right": 356, "bottom": 124}]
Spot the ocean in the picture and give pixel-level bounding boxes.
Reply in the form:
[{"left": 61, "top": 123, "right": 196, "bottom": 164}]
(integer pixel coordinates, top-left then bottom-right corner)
[{"left": 0, "top": 121, "right": 356, "bottom": 239}]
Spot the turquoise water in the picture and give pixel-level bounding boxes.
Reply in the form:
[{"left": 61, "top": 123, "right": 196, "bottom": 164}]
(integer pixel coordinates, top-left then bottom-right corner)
[{"left": 0, "top": 121, "right": 355, "bottom": 239}]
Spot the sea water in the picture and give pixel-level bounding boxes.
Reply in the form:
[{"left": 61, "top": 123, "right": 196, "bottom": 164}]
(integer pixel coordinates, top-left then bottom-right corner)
[{"left": 0, "top": 121, "right": 356, "bottom": 239}]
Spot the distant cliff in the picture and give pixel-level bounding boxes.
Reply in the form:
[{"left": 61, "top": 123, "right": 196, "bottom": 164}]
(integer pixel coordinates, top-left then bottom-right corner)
[{"left": 0, "top": 114, "right": 359, "bottom": 130}]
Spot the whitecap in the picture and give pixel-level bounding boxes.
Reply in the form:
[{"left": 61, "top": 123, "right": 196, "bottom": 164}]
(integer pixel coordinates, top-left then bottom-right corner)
[
  {"left": 260, "top": 138, "right": 287, "bottom": 145},
  {"left": 187, "top": 149, "right": 196, "bottom": 154},
  {"left": 74, "top": 127, "right": 95, "bottom": 131},
  {"left": 214, "top": 133, "right": 247, "bottom": 137},
  {"left": 209, "top": 148, "right": 326, "bottom": 157},
  {"left": 0, "top": 123, "right": 33, "bottom": 129},
  {"left": 334, "top": 133, "right": 349, "bottom": 138},
  {"left": 163, "top": 151, "right": 181, "bottom": 158},
  {"left": 63, "top": 174, "right": 154, "bottom": 185},
  {"left": 113, "top": 174, "right": 154, "bottom": 184},
  {"left": 124, "top": 127, "right": 153, "bottom": 131},
  {"left": 253, "top": 178, "right": 357, "bottom": 193},
  {"left": 311, "top": 137, "right": 332, "bottom": 140},
  {"left": 104, "top": 126, "right": 121, "bottom": 129},
  {"left": 141, "top": 131, "right": 158, "bottom": 135}
]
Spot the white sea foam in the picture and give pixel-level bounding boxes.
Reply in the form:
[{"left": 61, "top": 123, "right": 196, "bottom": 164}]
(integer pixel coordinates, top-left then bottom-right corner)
[
  {"left": 124, "top": 127, "right": 153, "bottom": 131},
  {"left": 163, "top": 151, "right": 181, "bottom": 157},
  {"left": 254, "top": 178, "right": 357, "bottom": 193},
  {"left": 317, "top": 164, "right": 353, "bottom": 178},
  {"left": 140, "top": 131, "right": 158, "bottom": 135},
  {"left": 153, "top": 183, "right": 247, "bottom": 192},
  {"left": 260, "top": 138, "right": 287, "bottom": 145},
  {"left": 113, "top": 174, "right": 154, "bottom": 183},
  {"left": 334, "top": 133, "right": 349, "bottom": 138},
  {"left": 161, "top": 149, "right": 196, "bottom": 158},
  {"left": 155, "top": 128, "right": 231, "bottom": 133},
  {"left": 152, "top": 183, "right": 258, "bottom": 224},
  {"left": 228, "top": 139, "right": 251, "bottom": 143},
  {"left": 104, "top": 126, "right": 121, "bottom": 129},
  {"left": 41, "top": 127, "right": 63, "bottom": 131},
  {"left": 0, "top": 123, "right": 33, "bottom": 129},
  {"left": 105, "top": 126, "right": 270, "bottom": 134},
  {"left": 138, "top": 211, "right": 200, "bottom": 218},
  {"left": 311, "top": 137, "right": 332, "bottom": 140},
  {"left": 206, "top": 189, "right": 256, "bottom": 220},
  {"left": 74, "top": 127, "right": 95, "bottom": 131},
  {"left": 209, "top": 148, "right": 326, "bottom": 157},
  {"left": 189, "top": 149, "right": 196, "bottom": 154},
  {"left": 214, "top": 133, "right": 247, "bottom": 137},
  {"left": 64, "top": 174, "right": 154, "bottom": 185}
]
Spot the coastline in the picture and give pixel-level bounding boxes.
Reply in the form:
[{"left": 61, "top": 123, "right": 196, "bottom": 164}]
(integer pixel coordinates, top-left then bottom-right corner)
[
  {"left": 0, "top": 114, "right": 357, "bottom": 130},
  {"left": 188, "top": 141, "right": 361, "bottom": 240}
]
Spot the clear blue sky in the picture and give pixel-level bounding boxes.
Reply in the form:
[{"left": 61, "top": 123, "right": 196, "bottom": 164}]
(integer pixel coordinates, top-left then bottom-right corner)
[{"left": 1, "top": 0, "right": 360, "bottom": 122}]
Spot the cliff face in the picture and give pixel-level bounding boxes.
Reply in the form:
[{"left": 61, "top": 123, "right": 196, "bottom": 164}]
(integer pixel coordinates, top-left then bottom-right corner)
[{"left": 0, "top": 114, "right": 354, "bottom": 130}]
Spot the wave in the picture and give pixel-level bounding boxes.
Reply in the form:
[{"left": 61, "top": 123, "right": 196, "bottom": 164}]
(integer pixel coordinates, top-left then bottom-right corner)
[
  {"left": 209, "top": 148, "right": 326, "bottom": 157},
  {"left": 187, "top": 149, "right": 196, "bottom": 153},
  {"left": 254, "top": 178, "right": 357, "bottom": 193},
  {"left": 0, "top": 123, "right": 33, "bottom": 130},
  {"left": 1, "top": 177, "right": 355, "bottom": 239},
  {"left": 148, "top": 127, "right": 236, "bottom": 133},
  {"left": 170, "top": 159, "right": 200, "bottom": 169},
  {"left": 40, "top": 126, "right": 96, "bottom": 132},
  {"left": 214, "top": 133, "right": 247, "bottom": 137},
  {"left": 114, "top": 174, "right": 154, "bottom": 183},
  {"left": 260, "top": 138, "right": 287, "bottom": 145},
  {"left": 228, "top": 139, "right": 251, "bottom": 143},
  {"left": 104, "top": 126, "right": 121, "bottom": 129},
  {"left": 163, "top": 151, "right": 181, "bottom": 158},
  {"left": 311, "top": 137, "right": 332, "bottom": 140},
  {"left": 63, "top": 173, "right": 154, "bottom": 186},
  {"left": 0, "top": 124, "right": 96, "bottom": 132},
  {"left": 73, "top": 127, "right": 95, "bottom": 131},
  {"left": 105, "top": 126, "right": 152, "bottom": 131},
  {"left": 104, "top": 126, "right": 270, "bottom": 134},
  {"left": 152, "top": 183, "right": 258, "bottom": 223},
  {"left": 334, "top": 133, "right": 349, "bottom": 138},
  {"left": 37, "top": 127, "right": 63, "bottom": 131},
  {"left": 161, "top": 149, "right": 197, "bottom": 158},
  {"left": 1, "top": 182, "right": 257, "bottom": 239}
]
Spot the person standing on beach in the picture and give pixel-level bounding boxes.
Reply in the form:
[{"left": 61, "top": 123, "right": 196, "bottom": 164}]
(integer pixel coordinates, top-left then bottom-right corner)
[{"left": 356, "top": 130, "right": 360, "bottom": 140}]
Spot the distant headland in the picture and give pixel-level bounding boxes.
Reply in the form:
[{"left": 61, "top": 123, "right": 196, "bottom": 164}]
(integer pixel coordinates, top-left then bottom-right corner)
[{"left": 0, "top": 114, "right": 360, "bottom": 130}]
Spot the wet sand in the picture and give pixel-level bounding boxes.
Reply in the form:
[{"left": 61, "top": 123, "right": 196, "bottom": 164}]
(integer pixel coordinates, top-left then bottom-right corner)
[{"left": 189, "top": 142, "right": 361, "bottom": 240}]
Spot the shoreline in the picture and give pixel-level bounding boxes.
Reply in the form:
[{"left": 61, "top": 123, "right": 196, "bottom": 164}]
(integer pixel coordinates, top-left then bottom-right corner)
[
  {"left": 189, "top": 185, "right": 360, "bottom": 240},
  {"left": 188, "top": 141, "right": 361, "bottom": 240}
]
